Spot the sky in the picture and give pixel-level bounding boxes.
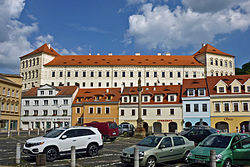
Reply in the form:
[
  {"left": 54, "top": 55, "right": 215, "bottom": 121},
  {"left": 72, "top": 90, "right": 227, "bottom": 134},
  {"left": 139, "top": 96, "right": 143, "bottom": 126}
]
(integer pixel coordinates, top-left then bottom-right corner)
[{"left": 0, "top": 0, "right": 250, "bottom": 74}]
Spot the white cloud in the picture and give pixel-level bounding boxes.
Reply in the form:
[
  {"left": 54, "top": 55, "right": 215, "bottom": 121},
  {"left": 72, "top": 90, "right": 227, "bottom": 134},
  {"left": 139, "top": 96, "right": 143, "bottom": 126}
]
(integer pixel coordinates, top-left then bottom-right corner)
[
  {"left": 35, "top": 34, "right": 54, "bottom": 47},
  {"left": 126, "top": 1, "right": 250, "bottom": 51},
  {"left": 60, "top": 48, "right": 77, "bottom": 55}
]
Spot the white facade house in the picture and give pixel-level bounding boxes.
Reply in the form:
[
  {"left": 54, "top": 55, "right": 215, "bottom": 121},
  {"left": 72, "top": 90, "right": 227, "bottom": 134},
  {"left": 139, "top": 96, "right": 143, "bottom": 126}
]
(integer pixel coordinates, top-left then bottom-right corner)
[
  {"left": 21, "top": 84, "right": 78, "bottom": 130},
  {"left": 20, "top": 43, "right": 235, "bottom": 90}
]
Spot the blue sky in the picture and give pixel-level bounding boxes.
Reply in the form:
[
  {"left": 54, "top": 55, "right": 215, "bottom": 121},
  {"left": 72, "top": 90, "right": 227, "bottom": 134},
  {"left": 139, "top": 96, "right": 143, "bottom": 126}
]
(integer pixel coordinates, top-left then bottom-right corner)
[{"left": 0, "top": 0, "right": 250, "bottom": 74}]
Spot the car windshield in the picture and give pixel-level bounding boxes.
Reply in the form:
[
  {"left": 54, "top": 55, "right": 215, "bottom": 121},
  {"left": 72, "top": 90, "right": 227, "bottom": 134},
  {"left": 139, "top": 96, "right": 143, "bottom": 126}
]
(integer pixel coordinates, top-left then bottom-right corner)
[
  {"left": 43, "top": 129, "right": 65, "bottom": 138},
  {"left": 137, "top": 136, "right": 162, "bottom": 147},
  {"left": 199, "top": 135, "right": 232, "bottom": 148},
  {"left": 109, "top": 122, "right": 118, "bottom": 129}
]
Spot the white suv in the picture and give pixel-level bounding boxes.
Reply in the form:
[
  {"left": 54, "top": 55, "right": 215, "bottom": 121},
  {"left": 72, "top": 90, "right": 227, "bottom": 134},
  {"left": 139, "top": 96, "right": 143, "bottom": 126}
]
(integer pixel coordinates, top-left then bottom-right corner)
[{"left": 23, "top": 126, "right": 103, "bottom": 161}]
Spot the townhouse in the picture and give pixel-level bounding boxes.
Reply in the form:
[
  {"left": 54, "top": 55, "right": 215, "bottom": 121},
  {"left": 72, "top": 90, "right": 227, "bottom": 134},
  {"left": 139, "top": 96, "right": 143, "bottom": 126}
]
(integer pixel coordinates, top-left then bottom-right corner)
[
  {"left": 0, "top": 73, "right": 22, "bottom": 131},
  {"left": 207, "top": 75, "right": 250, "bottom": 133},
  {"left": 21, "top": 84, "right": 78, "bottom": 130},
  {"left": 119, "top": 85, "right": 182, "bottom": 134},
  {"left": 20, "top": 43, "right": 234, "bottom": 90},
  {"left": 72, "top": 88, "right": 121, "bottom": 126},
  {"left": 182, "top": 78, "right": 210, "bottom": 127}
]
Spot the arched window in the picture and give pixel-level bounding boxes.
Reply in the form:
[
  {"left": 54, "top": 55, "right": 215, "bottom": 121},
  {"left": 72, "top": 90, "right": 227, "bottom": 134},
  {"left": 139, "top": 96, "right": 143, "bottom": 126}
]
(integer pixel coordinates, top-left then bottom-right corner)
[
  {"left": 210, "top": 58, "right": 213, "bottom": 65},
  {"left": 225, "top": 60, "right": 228, "bottom": 67},
  {"left": 25, "top": 72, "right": 27, "bottom": 79},
  {"left": 22, "top": 62, "right": 24, "bottom": 68},
  {"left": 33, "top": 58, "right": 35, "bottom": 66},
  {"left": 36, "top": 70, "right": 39, "bottom": 78},
  {"left": 229, "top": 61, "right": 232, "bottom": 68},
  {"left": 28, "top": 71, "right": 31, "bottom": 79},
  {"left": 29, "top": 59, "right": 32, "bottom": 67},
  {"left": 37, "top": 58, "right": 39, "bottom": 65},
  {"left": 215, "top": 59, "right": 218, "bottom": 66},
  {"left": 220, "top": 59, "right": 223, "bottom": 66},
  {"left": 26, "top": 60, "right": 28, "bottom": 67}
]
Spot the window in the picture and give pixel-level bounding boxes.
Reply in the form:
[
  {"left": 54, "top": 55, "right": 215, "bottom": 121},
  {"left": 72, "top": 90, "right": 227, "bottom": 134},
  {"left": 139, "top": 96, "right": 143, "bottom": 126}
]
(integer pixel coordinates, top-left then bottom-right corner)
[
  {"left": 215, "top": 103, "right": 220, "bottom": 112},
  {"left": 98, "top": 82, "right": 101, "bottom": 87},
  {"left": 67, "top": 71, "right": 70, "bottom": 77},
  {"left": 146, "top": 83, "right": 149, "bottom": 86},
  {"left": 170, "top": 72, "right": 173, "bottom": 78},
  {"left": 211, "top": 71, "right": 214, "bottom": 76},
  {"left": 225, "top": 61, "right": 228, "bottom": 67},
  {"left": 177, "top": 72, "right": 181, "bottom": 78},
  {"left": 89, "top": 107, "right": 94, "bottom": 114},
  {"left": 123, "top": 97, "right": 128, "bottom": 103},
  {"left": 146, "top": 72, "right": 149, "bottom": 77},
  {"left": 223, "top": 103, "right": 229, "bottom": 112},
  {"left": 67, "top": 82, "right": 70, "bottom": 86},
  {"left": 162, "top": 72, "right": 165, "bottom": 78},
  {"left": 132, "top": 109, "right": 135, "bottom": 116},
  {"left": 76, "top": 108, "right": 81, "bottom": 114},
  {"left": 120, "top": 109, "right": 125, "bottom": 116},
  {"left": 91, "top": 71, "right": 94, "bottom": 77},
  {"left": 133, "top": 96, "right": 137, "bottom": 102},
  {"left": 130, "top": 72, "right": 133, "bottom": 77},
  {"left": 199, "top": 88, "right": 205, "bottom": 96},
  {"left": 169, "top": 95, "right": 175, "bottom": 102},
  {"left": 106, "top": 82, "right": 109, "bottom": 87},
  {"left": 154, "top": 72, "right": 157, "bottom": 78},
  {"left": 82, "top": 82, "right": 85, "bottom": 87},
  {"left": 59, "top": 71, "right": 63, "bottom": 77},
  {"left": 75, "top": 71, "right": 78, "bottom": 77},
  {"left": 170, "top": 109, "right": 174, "bottom": 115},
  {"left": 106, "top": 71, "right": 110, "bottom": 77},
  {"left": 220, "top": 60, "right": 223, "bottom": 66},
  {"left": 233, "top": 86, "right": 239, "bottom": 93},
  {"left": 63, "top": 99, "right": 68, "bottom": 105},
  {"left": 34, "top": 110, "right": 38, "bottom": 116},
  {"left": 210, "top": 58, "right": 213, "bottom": 65},
  {"left": 25, "top": 100, "right": 30, "bottom": 106},
  {"left": 114, "top": 71, "right": 118, "bottom": 77},
  {"left": 243, "top": 102, "right": 249, "bottom": 112},
  {"left": 186, "top": 104, "right": 190, "bottom": 112},
  {"left": 105, "top": 107, "right": 110, "bottom": 114},
  {"left": 97, "top": 107, "right": 101, "bottom": 114},
  {"left": 90, "top": 82, "right": 93, "bottom": 87},
  {"left": 156, "top": 95, "right": 161, "bottom": 102},
  {"left": 194, "top": 104, "right": 199, "bottom": 112},
  {"left": 130, "top": 82, "right": 133, "bottom": 87},
  {"left": 82, "top": 71, "right": 86, "bottom": 77},
  {"left": 143, "top": 96, "right": 148, "bottom": 102},
  {"left": 7, "top": 89, "right": 10, "bottom": 96},
  {"left": 188, "top": 89, "right": 194, "bottom": 96},
  {"left": 215, "top": 59, "right": 218, "bottom": 66},
  {"left": 201, "top": 104, "right": 207, "bottom": 112},
  {"left": 233, "top": 102, "right": 239, "bottom": 112},
  {"left": 160, "top": 137, "right": 172, "bottom": 148},
  {"left": 229, "top": 61, "right": 232, "bottom": 68},
  {"left": 143, "top": 109, "right": 147, "bottom": 116},
  {"left": 216, "top": 72, "right": 219, "bottom": 76},
  {"left": 43, "top": 110, "right": 48, "bottom": 116},
  {"left": 63, "top": 110, "right": 67, "bottom": 116},
  {"left": 122, "top": 72, "right": 126, "bottom": 77},
  {"left": 44, "top": 100, "right": 48, "bottom": 106},
  {"left": 193, "top": 72, "right": 197, "bottom": 78},
  {"left": 52, "top": 71, "right": 55, "bottom": 77},
  {"left": 185, "top": 72, "right": 188, "bottom": 78},
  {"left": 98, "top": 71, "right": 102, "bottom": 77},
  {"left": 247, "top": 86, "right": 250, "bottom": 92},
  {"left": 219, "top": 87, "right": 225, "bottom": 93},
  {"left": 157, "top": 109, "right": 161, "bottom": 115},
  {"left": 173, "top": 137, "right": 185, "bottom": 146},
  {"left": 49, "top": 90, "right": 53, "bottom": 95},
  {"left": 24, "top": 110, "right": 29, "bottom": 116},
  {"left": 138, "top": 72, "right": 141, "bottom": 77},
  {"left": 114, "top": 82, "right": 117, "bottom": 87}
]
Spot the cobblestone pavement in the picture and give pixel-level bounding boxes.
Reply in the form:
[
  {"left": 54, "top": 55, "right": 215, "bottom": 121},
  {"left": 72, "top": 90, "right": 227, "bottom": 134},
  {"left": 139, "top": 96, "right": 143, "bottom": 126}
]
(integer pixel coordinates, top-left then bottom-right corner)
[{"left": 0, "top": 135, "right": 189, "bottom": 167}]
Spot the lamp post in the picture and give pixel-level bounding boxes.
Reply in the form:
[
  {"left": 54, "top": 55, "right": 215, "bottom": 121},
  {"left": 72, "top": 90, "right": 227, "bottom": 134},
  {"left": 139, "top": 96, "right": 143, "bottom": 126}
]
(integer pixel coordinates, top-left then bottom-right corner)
[{"left": 134, "top": 78, "right": 146, "bottom": 138}]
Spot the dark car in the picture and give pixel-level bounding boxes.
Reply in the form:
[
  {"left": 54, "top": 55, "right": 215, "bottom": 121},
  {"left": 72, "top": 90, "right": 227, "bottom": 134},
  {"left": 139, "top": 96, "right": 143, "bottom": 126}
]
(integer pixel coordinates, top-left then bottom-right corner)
[
  {"left": 181, "top": 125, "right": 219, "bottom": 144},
  {"left": 84, "top": 121, "right": 119, "bottom": 141}
]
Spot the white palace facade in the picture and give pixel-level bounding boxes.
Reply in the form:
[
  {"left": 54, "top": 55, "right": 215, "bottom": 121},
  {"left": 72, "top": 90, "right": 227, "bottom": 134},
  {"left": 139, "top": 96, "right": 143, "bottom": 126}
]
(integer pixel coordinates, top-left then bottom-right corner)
[{"left": 19, "top": 44, "right": 235, "bottom": 90}]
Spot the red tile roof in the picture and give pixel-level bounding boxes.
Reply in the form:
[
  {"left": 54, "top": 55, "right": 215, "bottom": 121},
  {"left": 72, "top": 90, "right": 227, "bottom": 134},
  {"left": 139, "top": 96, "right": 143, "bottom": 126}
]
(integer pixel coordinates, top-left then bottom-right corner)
[
  {"left": 73, "top": 88, "right": 121, "bottom": 104},
  {"left": 20, "top": 44, "right": 61, "bottom": 58},
  {"left": 182, "top": 78, "right": 209, "bottom": 97},
  {"left": 23, "top": 86, "right": 78, "bottom": 97},
  {"left": 207, "top": 75, "right": 250, "bottom": 95},
  {"left": 193, "top": 44, "right": 233, "bottom": 57},
  {"left": 121, "top": 85, "right": 182, "bottom": 104}
]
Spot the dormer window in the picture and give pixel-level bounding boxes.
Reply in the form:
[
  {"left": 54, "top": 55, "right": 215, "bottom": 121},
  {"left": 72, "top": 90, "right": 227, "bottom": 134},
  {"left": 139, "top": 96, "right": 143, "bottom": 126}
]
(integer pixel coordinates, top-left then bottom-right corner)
[
  {"left": 132, "top": 96, "right": 137, "bottom": 102},
  {"left": 143, "top": 96, "right": 149, "bottom": 102},
  {"left": 49, "top": 90, "right": 53, "bottom": 95},
  {"left": 168, "top": 95, "right": 176, "bottom": 102},
  {"left": 233, "top": 86, "right": 239, "bottom": 93},
  {"left": 95, "top": 96, "right": 100, "bottom": 101},
  {"left": 40, "top": 91, "right": 44, "bottom": 95},
  {"left": 187, "top": 89, "right": 195, "bottom": 96},
  {"left": 155, "top": 95, "right": 162, "bottom": 102},
  {"left": 247, "top": 86, "right": 250, "bottom": 92},
  {"left": 123, "top": 96, "right": 128, "bottom": 103},
  {"left": 219, "top": 87, "right": 225, "bottom": 93},
  {"left": 198, "top": 88, "right": 205, "bottom": 96}
]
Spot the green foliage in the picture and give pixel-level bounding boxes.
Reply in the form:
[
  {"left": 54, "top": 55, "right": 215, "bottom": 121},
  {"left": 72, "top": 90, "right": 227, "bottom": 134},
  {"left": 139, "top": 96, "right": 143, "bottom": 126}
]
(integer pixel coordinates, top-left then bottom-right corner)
[{"left": 235, "top": 61, "right": 250, "bottom": 75}]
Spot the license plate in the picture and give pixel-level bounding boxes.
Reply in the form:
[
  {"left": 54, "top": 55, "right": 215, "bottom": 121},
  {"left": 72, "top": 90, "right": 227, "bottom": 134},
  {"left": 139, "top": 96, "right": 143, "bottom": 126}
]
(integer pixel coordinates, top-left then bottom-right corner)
[
  {"left": 112, "top": 132, "right": 116, "bottom": 135},
  {"left": 195, "top": 159, "right": 205, "bottom": 164}
]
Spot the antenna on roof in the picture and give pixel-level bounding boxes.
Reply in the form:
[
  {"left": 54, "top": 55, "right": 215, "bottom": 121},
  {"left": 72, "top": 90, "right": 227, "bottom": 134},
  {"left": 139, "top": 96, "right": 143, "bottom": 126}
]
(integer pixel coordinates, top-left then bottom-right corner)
[{"left": 202, "top": 43, "right": 206, "bottom": 47}]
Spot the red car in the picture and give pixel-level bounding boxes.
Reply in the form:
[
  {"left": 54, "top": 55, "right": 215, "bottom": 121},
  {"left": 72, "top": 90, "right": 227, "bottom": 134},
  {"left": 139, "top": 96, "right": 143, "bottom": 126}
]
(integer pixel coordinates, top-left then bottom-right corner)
[{"left": 84, "top": 122, "right": 119, "bottom": 141}]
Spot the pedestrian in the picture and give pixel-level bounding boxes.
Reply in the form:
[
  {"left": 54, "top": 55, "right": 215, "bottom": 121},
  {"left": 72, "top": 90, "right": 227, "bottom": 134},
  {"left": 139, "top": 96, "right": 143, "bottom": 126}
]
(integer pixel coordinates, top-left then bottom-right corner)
[
  {"left": 236, "top": 126, "right": 239, "bottom": 133},
  {"left": 242, "top": 125, "right": 245, "bottom": 133}
]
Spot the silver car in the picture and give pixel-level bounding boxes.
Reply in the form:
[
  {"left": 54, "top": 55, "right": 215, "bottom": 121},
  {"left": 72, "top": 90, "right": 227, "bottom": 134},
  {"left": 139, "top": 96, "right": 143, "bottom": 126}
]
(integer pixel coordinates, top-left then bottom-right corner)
[{"left": 120, "top": 134, "right": 194, "bottom": 167}]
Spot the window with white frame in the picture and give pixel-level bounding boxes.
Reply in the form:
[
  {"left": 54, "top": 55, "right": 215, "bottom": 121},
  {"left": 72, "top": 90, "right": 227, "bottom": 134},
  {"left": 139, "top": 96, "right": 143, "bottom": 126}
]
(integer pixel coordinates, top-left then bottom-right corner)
[
  {"left": 15, "top": 104, "right": 18, "bottom": 112},
  {"left": 202, "top": 104, "right": 207, "bottom": 112},
  {"left": 53, "top": 110, "right": 57, "bottom": 116},
  {"left": 120, "top": 109, "right": 124, "bottom": 116},
  {"left": 198, "top": 88, "right": 205, "bottom": 96},
  {"left": 247, "top": 86, "right": 250, "bottom": 92},
  {"left": 143, "top": 109, "right": 147, "bottom": 116},
  {"left": 44, "top": 100, "right": 48, "bottom": 106},
  {"left": 233, "top": 86, "right": 239, "bottom": 93},
  {"left": 63, "top": 99, "right": 68, "bottom": 105},
  {"left": 157, "top": 109, "right": 161, "bottom": 115},
  {"left": 89, "top": 107, "right": 94, "bottom": 114},
  {"left": 105, "top": 107, "right": 110, "bottom": 114},
  {"left": 24, "top": 110, "right": 29, "bottom": 116},
  {"left": 123, "top": 96, "right": 128, "bottom": 103},
  {"left": 210, "top": 58, "right": 213, "bottom": 65},
  {"left": 97, "top": 107, "right": 101, "bottom": 114},
  {"left": 34, "top": 110, "right": 38, "bottom": 116},
  {"left": 233, "top": 102, "right": 239, "bottom": 112},
  {"left": 63, "top": 110, "right": 67, "bottom": 116},
  {"left": 132, "top": 96, "right": 137, "bottom": 102},
  {"left": 143, "top": 96, "right": 149, "bottom": 102},
  {"left": 169, "top": 95, "right": 175, "bottom": 102},
  {"left": 34, "top": 100, "right": 39, "bottom": 106},
  {"left": 188, "top": 89, "right": 195, "bottom": 96},
  {"left": 132, "top": 109, "right": 135, "bottom": 116},
  {"left": 16, "top": 91, "right": 19, "bottom": 98},
  {"left": 170, "top": 109, "right": 174, "bottom": 115},
  {"left": 243, "top": 102, "right": 249, "bottom": 112},
  {"left": 186, "top": 104, "right": 190, "bottom": 112},
  {"left": 224, "top": 103, "right": 230, "bottom": 112},
  {"left": 43, "top": 110, "right": 48, "bottom": 116},
  {"left": 25, "top": 100, "right": 29, "bottom": 106},
  {"left": 40, "top": 91, "right": 44, "bottom": 95},
  {"left": 194, "top": 104, "right": 199, "bottom": 112},
  {"left": 49, "top": 90, "right": 53, "bottom": 95},
  {"left": 219, "top": 87, "right": 225, "bottom": 93},
  {"left": 185, "top": 72, "right": 188, "bottom": 78},
  {"left": 53, "top": 100, "right": 58, "bottom": 105},
  {"left": 215, "top": 103, "right": 220, "bottom": 112}
]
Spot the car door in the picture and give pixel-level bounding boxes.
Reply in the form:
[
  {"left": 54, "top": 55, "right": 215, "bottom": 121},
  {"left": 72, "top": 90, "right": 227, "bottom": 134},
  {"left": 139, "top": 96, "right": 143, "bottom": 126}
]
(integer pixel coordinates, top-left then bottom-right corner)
[
  {"left": 157, "top": 137, "right": 175, "bottom": 163},
  {"left": 185, "top": 129, "right": 199, "bottom": 143},
  {"left": 59, "top": 129, "right": 77, "bottom": 153},
  {"left": 232, "top": 137, "right": 250, "bottom": 166},
  {"left": 172, "top": 136, "right": 186, "bottom": 160},
  {"left": 75, "top": 129, "right": 96, "bottom": 152}
]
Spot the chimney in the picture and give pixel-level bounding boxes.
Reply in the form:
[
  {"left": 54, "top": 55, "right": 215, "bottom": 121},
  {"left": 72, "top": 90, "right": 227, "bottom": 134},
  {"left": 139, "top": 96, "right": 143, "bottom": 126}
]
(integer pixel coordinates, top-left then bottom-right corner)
[
  {"left": 106, "top": 89, "right": 109, "bottom": 93},
  {"left": 202, "top": 43, "right": 206, "bottom": 47},
  {"left": 47, "top": 43, "right": 51, "bottom": 49},
  {"left": 153, "top": 87, "right": 156, "bottom": 91},
  {"left": 157, "top": 53, "right": 162, "bottom": 56},
  {"left": 135, "top": 53, "right": 140, "bottom": 56},
  {"left": 97, "top": 53, "right": 100, "bottom": 55},
  {"left": 166, "top": 52, "right": 171, "bottom": 56},
  {"left": 89, "top": 53, "right": 91, "bottom": 55},
  {"left": 108, "top": 53, "right": 112, "bottom": 56}
]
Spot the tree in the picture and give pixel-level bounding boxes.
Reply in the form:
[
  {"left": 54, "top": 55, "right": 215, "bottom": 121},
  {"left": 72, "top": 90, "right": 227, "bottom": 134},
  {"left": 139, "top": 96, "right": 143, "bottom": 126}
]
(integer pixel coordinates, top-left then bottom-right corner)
[{"left": 235, "top": 61, "right": 250, "bottom": 75}]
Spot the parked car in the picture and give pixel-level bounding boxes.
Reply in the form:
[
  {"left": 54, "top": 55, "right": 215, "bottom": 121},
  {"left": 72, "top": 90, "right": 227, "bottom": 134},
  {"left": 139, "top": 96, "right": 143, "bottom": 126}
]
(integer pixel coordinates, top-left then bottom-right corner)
[
  {"left": 119, "top": 123, "right": 135, "bottom": 136},
  {"left": 187, "top": 133, "right": 250, "bottom": 167},
  {"left": 120, "top": 134, "right": 195, "bottom": 167},
  {"left": 84, "top": 121, "right": 119, "bottom": 141},
  {"left": 23, "top": 126, "right": 103, "bottom": 162},
  {"left": 181, "top": 125, "right": 219, "bottom": 144}
]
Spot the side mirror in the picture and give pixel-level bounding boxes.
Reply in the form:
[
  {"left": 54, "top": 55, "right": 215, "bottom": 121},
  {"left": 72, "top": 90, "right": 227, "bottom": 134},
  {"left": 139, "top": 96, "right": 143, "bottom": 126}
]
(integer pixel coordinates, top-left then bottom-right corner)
[{"left": 61, "top": 135, "right": 67, "bottom": 140}]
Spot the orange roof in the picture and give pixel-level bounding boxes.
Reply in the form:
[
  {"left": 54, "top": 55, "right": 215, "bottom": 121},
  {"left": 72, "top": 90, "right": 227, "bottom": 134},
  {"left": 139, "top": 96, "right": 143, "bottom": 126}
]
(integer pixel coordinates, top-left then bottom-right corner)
[
  {"left": 23, "top": 86, "right": 78, "bottom": 97},
  {"left": 207, "top": 74, "right": 250, "bottom": 95},
  {"left": 73, "top": 88, "right": 121, "bottom": 104},
  {"left": 121, "top": 85, "right": 182, "bottom": 104},
  {"left": 193, "top": 44, "right": 233, "bottom": 57},
  {"left": 44, "top": 55, "right": 204, "bottom": 66},
  {"left": 20, "top": 44, "right": 61, "bottom": 58},
  {"left": 182, "top": 78, "right": 209, "bottom": 97}
]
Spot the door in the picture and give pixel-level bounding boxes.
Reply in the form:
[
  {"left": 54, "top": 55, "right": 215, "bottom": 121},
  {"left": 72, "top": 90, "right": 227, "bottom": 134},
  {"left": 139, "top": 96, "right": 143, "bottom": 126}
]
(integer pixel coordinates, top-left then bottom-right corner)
[
  {"left": 172, "top": 136, "right": 186, "bottom": 159},
  {"left": 59, "top": 129, "right": 78, "bottom": 153},
  {"left": 157, "top": 137, "right": 175, "bottom": 163},
  {"left": 232, "top": 137, "right": 250, "bottom": 165},
  {"left": 75, "top": 129, "right": 96, "bottom": 152}
]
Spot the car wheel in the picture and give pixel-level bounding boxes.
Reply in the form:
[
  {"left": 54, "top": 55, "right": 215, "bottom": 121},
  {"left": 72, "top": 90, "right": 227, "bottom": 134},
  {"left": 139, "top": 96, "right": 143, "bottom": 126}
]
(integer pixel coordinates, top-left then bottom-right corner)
[
  {"left": 223, "top": 159, "right": 232, "bottom": 167},
  {"left": 183, "top": 151, "right": 190, "bottom": 162},
  {"left": 87, "top": 143, "right": 99, "bottom": 156},
  {"left": 44, "top": 147, "right": 58, "bottom": 162},
  {"left": 146, "top": 156, "right": 156, "bottom": 167}
]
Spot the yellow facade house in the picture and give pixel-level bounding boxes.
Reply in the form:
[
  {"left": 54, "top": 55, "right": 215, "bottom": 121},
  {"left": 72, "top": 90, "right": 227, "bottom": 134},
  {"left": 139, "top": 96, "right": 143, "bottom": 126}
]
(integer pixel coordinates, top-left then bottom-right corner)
[
  {"left": 72, "top": 88, "right": 121, "bottom": 126},
  {"left": 207, "top": 75, "right": 250, "bottom": 133},
  {"left": 0, "top": 73, "right": 22, "bottom": 132}
]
